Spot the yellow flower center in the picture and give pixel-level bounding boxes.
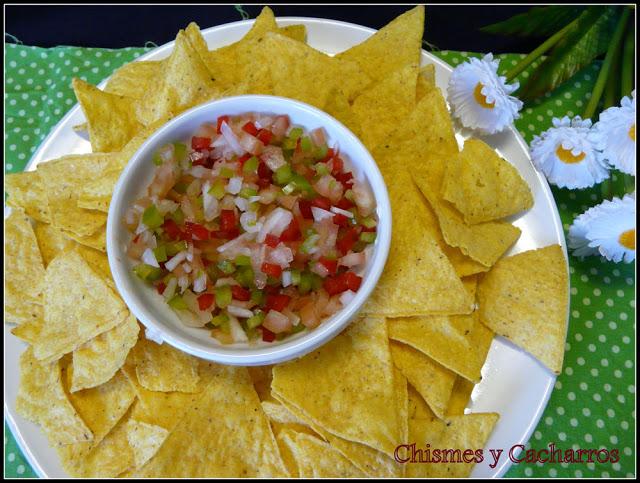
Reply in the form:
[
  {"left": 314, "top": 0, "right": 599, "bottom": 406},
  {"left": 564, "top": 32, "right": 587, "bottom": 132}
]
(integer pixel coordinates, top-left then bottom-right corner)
[
  {"left": 555, "top": 145, "right": 586, "bottom": 164},
  {"left": 473, "top": 83, "right": 495, "bottom": 109},
  {"left": 629, "top": 124, "right": 636, "bottom": 142},
  {"left": 619, "top": 229, "right": 635, "bottom": 250}
]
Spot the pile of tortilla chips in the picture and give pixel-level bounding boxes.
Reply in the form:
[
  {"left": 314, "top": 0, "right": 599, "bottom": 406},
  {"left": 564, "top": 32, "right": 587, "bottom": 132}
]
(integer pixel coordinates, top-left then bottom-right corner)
[{"left": 5, "top": 5, "right": 569, "bottom": 478}]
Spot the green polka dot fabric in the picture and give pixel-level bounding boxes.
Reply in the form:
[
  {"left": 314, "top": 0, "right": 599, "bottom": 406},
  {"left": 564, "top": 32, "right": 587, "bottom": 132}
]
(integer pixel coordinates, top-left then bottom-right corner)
[{"left": 4, "top": 42, "right": 635, "bottom": 479}]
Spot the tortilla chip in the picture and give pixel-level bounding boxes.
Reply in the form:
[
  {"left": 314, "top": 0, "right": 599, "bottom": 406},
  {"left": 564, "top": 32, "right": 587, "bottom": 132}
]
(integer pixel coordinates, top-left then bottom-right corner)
[
  {"left": 270, "top": 422, "right": 314, "bottom": 477},
  {"left": 34, "top": 222, "right": 74, "bottom": 266},
  {"left": 278, "top": 429, "right": 366, "bottom": 478},
  {"left": 442, "top": 139, "right": 534, "bottom": 224},
  {"left": 447, "top": 377, "right": 475, "bottom": 416},
  {"left": 135, "top": 30, "right": 219, "bottom": 125},
  {"left": 323, "top": 87, "right": 362, "bottom": 138},
  {"left": 394, "top": 368, "right": 409, "bottom": 446},
  {"left": 77, "top": 167, "right": 123, "bottom": 213},
  {"left": 126, "top": 418, "right": 170, "bottom": 469},
  {"left": 5, "top": 170, "right": 51, "bottom": 223},
  {"left": 388, "top": 312, "right": 494, "bottom": 384},
  {"left": 416, "top": 63, "right": 436, "bottom": 101},
  {"left": 445, "top": 245, "right": 492, "bottom": 278},
  {"left": 33, "top": 250, "right": 127, "bottom": 362},
  {"left": 412, "top": 151, "right": 522, "bottom": 267},
  {"left": 336, "top": 6, "right": 424, "bottom": 81},
  {"left": 105, "top": 60, "right": 162, "bottom": 99},
  {"left": 272, "top": 317, "right": 401, "bottom": 457},
  {"left": 408, "top": 384, "right": 432, "bottom": 420},
  {"left": 4, "top": 210, "right": 45, "bottom": 325},
  {"left": 131, "top": 337, "right": 200, "bottom": 393},
  {"left": 406, "top": 411, "right": 499, "bottom": 478},
  {"left": 262, "top": 399, "right": 305, "bottom": 425},
  {"left": 37, "top": 153, "right": 121, "bottom": 237},
  {"left": 70, "top": 313, "right": 139, "bottom": 392},
  {"left": 477, "top": 245, "right": 568, "bottom": 374},
  {"left": 16, "top": 348, "right": 92, "bottom": 446},
  {"left": 133, "top": 365, "right": 287, "bottom": 477},
  {"left": 72, "top": 78, "right": 143, "bottom": 152},
  {"left": 352, "top": 63, "right": 418, "bottom": 152},
  {"left": 390, "top": 341, "right": 456, "bottom": 420},
  {"left": 11, "top": 317, "right": 44, "bottom": 344},
  {"left": 260, "top": 32, "right": 371, "bottom": 108},
  {"left": 64, "top": 226, "right": 107, "bottom": 252},
  {"left": 278, "top": 24, "right": 307, "bottom": 42}
]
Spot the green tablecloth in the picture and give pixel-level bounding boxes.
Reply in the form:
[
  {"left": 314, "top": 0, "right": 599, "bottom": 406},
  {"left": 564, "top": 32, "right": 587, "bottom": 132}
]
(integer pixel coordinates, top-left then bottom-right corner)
[{"left": 3, "top": 40, "right": 635, "bottom": 479}]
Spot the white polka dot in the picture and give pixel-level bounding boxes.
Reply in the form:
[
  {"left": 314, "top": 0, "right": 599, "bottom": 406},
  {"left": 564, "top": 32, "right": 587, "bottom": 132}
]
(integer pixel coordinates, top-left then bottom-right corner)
[
  {"left": 8, "top": 452, "right": 15, "bottom": 462},
  {"left": 17, "top": 465, "right": 25, "bottom": 475},
  {"left": 582, "top": 407, "right": 590, "bottom": 417}
]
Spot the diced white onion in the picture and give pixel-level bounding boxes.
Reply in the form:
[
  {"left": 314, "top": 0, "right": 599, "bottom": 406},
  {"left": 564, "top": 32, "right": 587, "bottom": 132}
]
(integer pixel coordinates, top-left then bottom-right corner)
[
  {"left": 261, "top": 145, "right": 286, "bottom": 171},
  {"left": 310, "top": 261, "right": 330, "bottom": 278},
  {"left": 192, "top": 271, "right": 207, "bottom": 293},
  {"left": 182, "top": 263, "right": 192, "bottom": 274},
  {"left": 263, "top": 310, "right": 291, "bottom": 334},
  {"left": 257, "top": 207, "right": 293, "bottom": 243},
  {"left": 339, "top": 252, "right": 366, "bottom": 268},
  {"left": 282, "top": 270, "right": 292, "bottom": 287},
  {"left": 227, "top": 305, "right": 254, "bottom": 319},
  {"left": 267, "top": 245, "right": 293, "bottom": 268},
  {"left": 202, "top": 181, "right": 220, "bottom": 222},
  {"left": 189, "top": 165, "right": 210, "bottom": 178},
  {"left": 142, "top": 248, "right": 159, "bottom": 268},
  {"left": 226, "top": 176, "right": 243, "bottom": 195},
  {"left": 220, "top": 121, "right": 244, "bottom": 155},
  {"left": 330, "top": 206, "right": 354, "bottom": 218},
  {"left": 311, "top": 206, "right": 334, "bottom": 222},
  {"left": 234, "top": 196, "right": 249, "bottom": 212},
  {"left": 215, "top": 277, "right": 239, "bottom": 287},
  {"left": 157, "top": 199, "right": 179, "bottom": 215},
  {"left": 135, "top": 222, "right": 148, "bottom": 235},
  {"left": 282, "top": 308, "right": 301, "bottom": 327},
  {"left": 340, "top": 290, "right": 357, "bottom": 306},
  {"left": 217, "top": 232, "right": 254, "bottom": 254},
  {"left": 165, "top": 251, "right": 187, "bottom": 272},
  {"left": 178, "top": 275, "right": 190, "bottom": 293},
  {"left": 240, "top": 211, "right": 262, "bottom": 233},
  {"left": 163, "top": 277, "right": 177, "bottom": 300},
  {"left": 228, "top": 316, "right": 249, "bottom": 343}
]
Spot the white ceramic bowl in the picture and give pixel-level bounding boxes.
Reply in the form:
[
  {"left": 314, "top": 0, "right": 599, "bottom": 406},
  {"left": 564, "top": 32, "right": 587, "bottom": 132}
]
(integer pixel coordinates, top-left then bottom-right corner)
[{"left": 107, "top": 95, "right": 392, "bottom": 366}]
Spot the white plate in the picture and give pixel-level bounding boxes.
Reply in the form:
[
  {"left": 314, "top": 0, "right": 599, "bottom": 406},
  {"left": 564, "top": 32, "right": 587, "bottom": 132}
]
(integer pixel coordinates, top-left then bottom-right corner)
[{"left": 5, "top": 16, "right": 569, "bottom": 478}]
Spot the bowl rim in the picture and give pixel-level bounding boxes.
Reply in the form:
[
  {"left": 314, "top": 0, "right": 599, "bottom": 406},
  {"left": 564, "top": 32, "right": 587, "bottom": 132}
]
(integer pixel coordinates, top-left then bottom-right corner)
[{"left": 107, "top": 94, "right": 392, "bottom": 365}]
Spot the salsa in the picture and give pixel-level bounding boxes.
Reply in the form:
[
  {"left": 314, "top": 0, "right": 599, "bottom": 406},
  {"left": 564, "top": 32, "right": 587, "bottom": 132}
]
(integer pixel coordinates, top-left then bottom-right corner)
[{"left": 124, "top": 113, "right": 377, "bottom": 344}]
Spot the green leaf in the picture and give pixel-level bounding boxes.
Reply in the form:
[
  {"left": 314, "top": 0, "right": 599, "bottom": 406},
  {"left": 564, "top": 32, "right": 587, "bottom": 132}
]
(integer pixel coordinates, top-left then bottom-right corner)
[
  {"left": 519, "top": 6, "right": 620, "bottom": 101},
  {"left": 482, "top": 6, "right": 586, "bottom": 38}
]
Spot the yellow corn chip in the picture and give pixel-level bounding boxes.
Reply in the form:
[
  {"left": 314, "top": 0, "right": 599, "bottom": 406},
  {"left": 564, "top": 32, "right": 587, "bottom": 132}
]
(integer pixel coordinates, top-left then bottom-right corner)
[
  {"left": 77, "top": 167, "right": 123, "bottom": 213},
  {"left": 272, "top": 317, "right": 401, "bottom": 457},
  {"left": 390, "top": 341, "right": 456, "bottom": 420},
  {"left": 34, "top": 250, "right": 127, "bottom": 362},
  {"left": 278, "top": 24, "right": 307, "bottom": 42},
  {"left": 262, "top": 399, "right": 305, "bottom": 425},
  {"left": 34, "top": 222, "right": 74, "bottom": 267},
  {"left": 248, "top": 365, "right": 273, "bottom": 401},
  {"left": 131, "top": 337, "right": 200, "bottom": 393},
  {"left": 416, "top": 63, "right": 436, "bottom": 101},
  {"left": 477, "top": 245, "right": 569, "bottom": 374},
  {"left": 408, "top": 384, "right": 433, "bottom": 420},
  {"left": 5, "top": 170, "right": 51, "bottom": 223},
  {"left": 278, "top": 429, "right": 366, "bottom": 478},
  {"left": 105, "top": 60, "right": 162, "bottom": 99},
  {"left": 442, "top": 138, "right": 534, "bottom": 224},
  {"left": 71, "top": 313, "right": 139, "bottom": 392},
  {"left": 125, "top": 418, "right": 170, "bottom": 469},
  {"left": 352, "top": 63, "right": 418, "bottom": 152},
  {"left": 271, "top": 422, "right": 316, "bottom": 477},
  {"left": 406, "top": 411, "right": 499, "bottom": 478},
  {"left": 447, "top": 377, "right": 476, "bottom": 416},
  {"left": 16, "top": 348, "right": 92, "bottom": 446},
  {"left": 4, "top": 210, "right": 45, "bottom": 325},
  {"left": 11, "top": 317, "right": 44, "bottom": 344},
  {"left": 64, "top": 226, "right": 107, "bottom": 252},
  {"left": 133, "top": 365, "right": 287, "bottom": 477},
  {"left": 323, "top": 87, "right": 362, "bottom": 138},
  {"left": 73, "top": 78, "right": 143, "bottom": 152},
  {"left": 336, "top": 6, "right": 424, "bottom": 81}
]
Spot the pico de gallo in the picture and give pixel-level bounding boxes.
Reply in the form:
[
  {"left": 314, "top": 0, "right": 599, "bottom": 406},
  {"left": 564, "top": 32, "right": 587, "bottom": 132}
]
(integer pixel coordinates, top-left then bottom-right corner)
[{"left": 124, "top": 112, "right": 378, "bottom": 344}]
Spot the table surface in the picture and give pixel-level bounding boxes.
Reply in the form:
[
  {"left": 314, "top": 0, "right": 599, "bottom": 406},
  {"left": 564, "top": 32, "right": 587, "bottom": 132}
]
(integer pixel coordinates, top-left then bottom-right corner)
[{"left": 4, "top": 7, "right": 636, "bottom": 480}]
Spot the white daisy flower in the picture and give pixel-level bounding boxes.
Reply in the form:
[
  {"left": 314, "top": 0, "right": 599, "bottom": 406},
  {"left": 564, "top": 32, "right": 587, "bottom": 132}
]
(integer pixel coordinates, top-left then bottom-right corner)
[
  {"left": 530, "top": 116, "right": 609, "bottom": 189},
  {"left": 447, "top": 53, "right": 523, "bottom": 135},
  {"left": 594, "top": 91, "right": 636, "bottom": 176},
  {"left": 569, "top": 193, "right": 636, "bottom": 263}
]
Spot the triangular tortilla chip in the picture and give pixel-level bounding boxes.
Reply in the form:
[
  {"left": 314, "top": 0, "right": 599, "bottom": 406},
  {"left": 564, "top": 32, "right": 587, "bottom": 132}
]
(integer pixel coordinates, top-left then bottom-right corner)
[
  {"left": 442, "top": 138, "right": 534, "bottom": 224},
  {"left": 323, "top": 87, "right": 362, "bottom": 138},
  {"left": 34, "top": 222, "right": 74, "bottom": 267},
  {"left": 33, "top": 250, "right": 128, "bottom": 362},
  {"left": 336, "top": 6, "right": 424, "bottom": 82},
  {"left": 272, "top": 317, "right": 401, "bottom": 457},
  {"left": 4, "top": 209, "right": 45, "bottom": 325},
  {"left": 125, "top": 418, "right": 170, "bottom": 469},
  {"left": 416, "top": 63, "right": 436, "bottom": 101},
  {"left": 477, "top": 245, "right": 568, "bottom": 374},
  {"left": 77, "top": 167, "right": 123, "bottom": 213},
  {"left": 446, "top": 376, "right": 476, "bottom": 416},
  {"left": 279, "top": 24, "right": 307, "bottom": 42},
  {"left": 5, "top": 170, "right": 51, "bottom": 223},
  {"left": 390, "top": 340, "right": 456, "bottom": 420},
  {"left": 72, "top": 78, "right": 143, "bottom": 152},
  {"left": 104, "top": 60, "right": 162, "bottom": 99},
  {"left": 63, "top": 226, "right": 107, "bottom": 252}
]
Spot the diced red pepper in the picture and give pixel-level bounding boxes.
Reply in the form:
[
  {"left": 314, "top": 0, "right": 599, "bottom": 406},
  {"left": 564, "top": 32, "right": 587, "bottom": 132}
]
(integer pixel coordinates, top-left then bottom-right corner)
[
  {"left": 258, "top": 161, "right": 272, "bottom": 179},
  {"left": 332, "top": 213, "right": 350, "bottom": 228},
  {"left": 331, "top": 156, "right": 344, "bottom": 175},
  {"left": 210, "top": 228, "right": 240, "bottom": 240},
  {"left": 311, "top": 196, "right": 331, "bottom": 211},
  {"left": 362, "top": 225, "right": 377, "bottom": 233},
  {"left": 262, "top": 327, "right": 276, "bottom": 342},
  {"left": 319, "top": 257, "right": 338, "bottom": 276},
  {"left": 191, "top": 136, "right": 211, "bottom": 150},
  {"left": 298, "top": 199, "right": 314, "bottom": 220},
  {"left": 231, "top": 285, "right": 251, "bottom": 301},
  {"left": 343, "top": 272, "right": 362, "bottom": 292},
  {"left": 337, "top": 226, "right": 360, "bottom": 255},
  {"left": 335, "top": 171, "right": 354, "bottom": 188},
  {"left": 257, "top": 129, "right": 273, "bottom": 145},
  {"left": 279, "top": 218, "right": 301, "bottom": 242},
  {"left": 197, "top": 293, "right": 215, "bottom": 311},
  {"left": 237, "top": 153, "right": 252, "bottom": 167},
  {"left": 265, "top": 234, "right": 280, "bottom": 248},
  {"left": 319, "top": 148, "right": 335, "bottom": 163},
  {"left": 220, "top": 210, "right": 237, "bottom": 231},
  {"left": 323, "top": 275, "right": 348, "bottom": 295},
  {"left": 156, "top": 282, "right": 166, "bottom": 295},
  {"left": 261, "top": 262, "right": 283, "bottom": 278},
  {"left": 184, "top": 221, "right": 210, "bottom": 241},
  {"left": 263, "top": 284, "right": 280, "bottom": 295},
  {"left": 265, "top": 293, "right": 291, "bottom": 312},
  {"left": 242, "top": 121, "right": 259, "bottom": 136},
  {"left": 336, "top": 197, "right": 354, "bottom": 210},
  {"left": 163, "top": 219, "right": 182, "bottom": 240},
  {"left": 216, "top": 115, "right": 229, "bottom": 134}
]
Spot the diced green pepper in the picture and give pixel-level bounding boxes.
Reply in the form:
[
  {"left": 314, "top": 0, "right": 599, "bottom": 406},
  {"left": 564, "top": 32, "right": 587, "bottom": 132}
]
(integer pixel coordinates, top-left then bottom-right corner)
[
  {"left": 235, "top": 266, "right": 254, "bottom": 288},
  {"left": 208, "top": 179, "right": 226, "bottom": 199},
  {"left": 359, "top": 232, "right": 376, "bottom": 243},
  {"left": 174, "top": 181, "right": 189, "bottom": 194},
  {"left": 290, "top": 269, "right": 301, "bottom": 286},
  {"left": 361, "top": 216, "right": 377, "bottom": 229},
  {"left": 313, "top": 162, "right": 329, "bottom": 176},
  {"left": 173, "top": 142, "right": 187, "bottom": 162},
  {"left": 281, "top": 137, "right": 297, "bottom": 151},
  {"left": 310, "top": 273, "right": 323, "bottom": 290},
  {"left": 217, "top": 260, "right": 236, "bottom": 275},
  {"left": 314, "top": 144, "right": 329, "bottom": 160},
  {"left": 291, "top": 323, "right": 306, "bottom": 334},
  {"left": 234, "top": 255, "right": 251, "bottom": 266},
  {"left": 242, "top": 156, "right": 259, "bottom": 174},
  {"left": 169, "top": 207, "right": 185, "bottom": 225},
  {"left": 152, "top": 152, "right": 163, "bottom": 166},
  {"left": 300, "top": 136, "right": 313, "bottom": 152},
  {"left": 274, "top": 165, "right": 293, "bottom": 186},
  {"left": 215, "top": 285, "right": 232, "bottom": 309},
  {"left": 133, "top": 263, "right": 164, "bottom": 282},
  {"left": 288, "top": 127, "right": 303, "bottom": 140},
  {"left": 166, "top": 240, "right": 188, "bottom": 256},
  {"left": 220, "top": 167, "right": 235, "bottom": 178},
  {"left": 153, "top": 245, "right": 168, "bottom": 263},
  {"left": 250, "top": 289, "right": 265, "bottom": 306},
  {"left": 352, "top": 240, "right": 368, "bottom": 253},
  {"left": 167, "top": 295, "right": 188, "bottom": 310},
  {"left": 211, "top": 312, "right": 230, "bottom": 327},
  {"left": 344, "top": 189, "right": 355, "bottom": 202},
  {"left": 300, "top": 234, "right": 319, "bottom": 254},
  {"left": 246, "top": 310, "right": 266, "bottom": 329},
  {"left": 239, "top": 187, "right": 258, "bottom": 199},
  {"left": 142, "top": 205, "right": 164, "bottom": 229},
  {"left": 298, "top": 272, "right": 313, "bottom": 295}
]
